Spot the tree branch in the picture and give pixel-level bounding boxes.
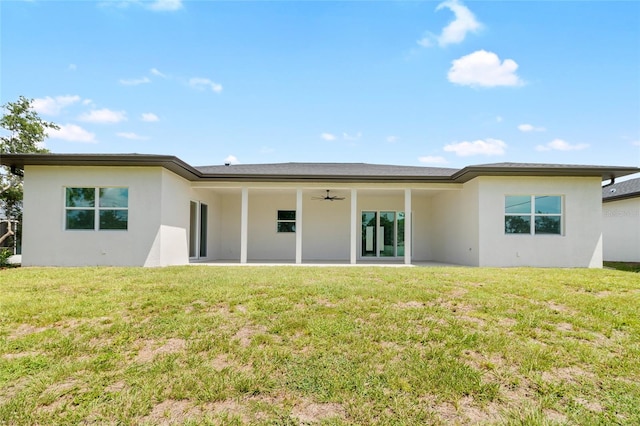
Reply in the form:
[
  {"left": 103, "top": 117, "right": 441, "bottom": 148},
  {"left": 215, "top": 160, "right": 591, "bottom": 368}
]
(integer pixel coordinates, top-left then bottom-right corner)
[{"left": 0, "top": 220, "right": 14, "bottom": 246}]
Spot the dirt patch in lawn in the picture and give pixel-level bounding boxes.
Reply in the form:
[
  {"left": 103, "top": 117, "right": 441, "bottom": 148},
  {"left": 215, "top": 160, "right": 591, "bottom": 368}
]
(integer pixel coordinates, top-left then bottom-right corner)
[
  {"left": 394, "top": 300, "right": 424, "bottom": 309},
  {"left": 141, "top": 400, "right": 203, "bottom": 425},
  {"left": 9, "top": 324, "right": 49, "bottom": 338},
  {"left": 540, "top": 366, "right": 594, "bottom": 384},
  {"left": 233, "top": 325, "right": 267, "bottom": 347},
  {"left": 135, "top": 338, "right": 186, "bottom": 363},
  {"left": 420, "top": 395, "right": 501, "bottom": 425},
  {"left": 290, "top": 401, "right": 347, "bottom": 423}
]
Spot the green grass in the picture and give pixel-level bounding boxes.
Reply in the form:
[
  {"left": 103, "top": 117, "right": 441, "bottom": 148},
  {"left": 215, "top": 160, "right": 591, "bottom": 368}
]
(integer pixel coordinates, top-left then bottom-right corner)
[
  {"left": 604, "top": 261, "right": 640, "bottom": 273},
  {"left": 1, "top": 266, "right": 639, "bottom": 425}
]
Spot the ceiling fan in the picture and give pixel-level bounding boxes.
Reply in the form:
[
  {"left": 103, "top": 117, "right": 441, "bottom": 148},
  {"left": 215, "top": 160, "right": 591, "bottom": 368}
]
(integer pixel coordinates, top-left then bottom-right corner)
[{"left": 312, "top": 190, "right": 345, "bottom": 201}]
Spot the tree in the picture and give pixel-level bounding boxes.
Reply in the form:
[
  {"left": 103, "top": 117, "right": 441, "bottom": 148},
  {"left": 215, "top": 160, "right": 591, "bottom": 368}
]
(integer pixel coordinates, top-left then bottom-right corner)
[{"left": 0, "top": 96, "right": 59, "bottom": 247}]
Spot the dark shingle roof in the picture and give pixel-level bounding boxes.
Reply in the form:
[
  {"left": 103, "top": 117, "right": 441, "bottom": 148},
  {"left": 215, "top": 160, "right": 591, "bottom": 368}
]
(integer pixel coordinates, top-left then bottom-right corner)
[
  {"left": 0, "top": 154, "right": 638, "bottom": 183},
  {"left": 195, "top": 162, "right": 459, "bottom": 177},
  {"left": 603, "top": 177, "right": 640, "bottom": 201}
]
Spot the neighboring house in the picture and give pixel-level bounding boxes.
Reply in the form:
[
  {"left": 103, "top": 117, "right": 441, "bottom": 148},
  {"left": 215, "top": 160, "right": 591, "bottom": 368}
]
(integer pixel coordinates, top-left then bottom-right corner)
[
  {"left": 602, "top": 177, "right": 640, "bottom": 262},
  {"left": 1, "top": 153, "right": 638, "bottom": 268}
]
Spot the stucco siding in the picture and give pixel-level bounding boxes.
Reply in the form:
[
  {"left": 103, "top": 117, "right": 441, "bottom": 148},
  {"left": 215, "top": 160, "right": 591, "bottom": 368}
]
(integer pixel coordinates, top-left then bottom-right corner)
[
  {"left": 22, "top": 165, "right": 164, "bottom": 267},
  {"left": 246, "top": 191, "right": 296, "bottom": 261},
  {"left": 192, "top": 189, "right": 222, "bottom": 261},
  {"left": 603, "top": 197, "right": 640, "bottom": 262},
  {"left": 217, "top": 193, "right": 242, "bottom": 260},
  {"left": 302, "top": 193, "right": 350, "bottom": 261},
  {"left": 429, "top": 181, "right": 479, "bottom": 266},
  {"left": 476, "top": 176, "right": 603, "bottom": 267},
  {"left": 156, "top": 169, "right": 192, "bottom": 266},
  {"left": 410, "top": 194, "right": 432, "bottom": 261}
]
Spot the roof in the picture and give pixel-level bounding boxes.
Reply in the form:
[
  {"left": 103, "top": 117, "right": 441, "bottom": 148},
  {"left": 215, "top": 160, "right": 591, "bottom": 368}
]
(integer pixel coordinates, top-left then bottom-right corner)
[
  {"left": 1, "top": 153, "right": 638, "bottom": 184},
  {"left": 603, "top": 177, "right": 640, "bottom": 202},
  {"left": 196, "top": 162, "right": 459, "bottom": 179}
]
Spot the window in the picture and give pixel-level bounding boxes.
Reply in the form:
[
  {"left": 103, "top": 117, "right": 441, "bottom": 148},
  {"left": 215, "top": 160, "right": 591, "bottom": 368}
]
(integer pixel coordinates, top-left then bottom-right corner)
[
  {"left": 505, "top": 195, "right": 562, "bottom": 235},
  {"left": 65, "top": 187, "right": 128, "bottom": 230},
  {"left": 277, "top": 210, "right": 296, "bottom": 233}
]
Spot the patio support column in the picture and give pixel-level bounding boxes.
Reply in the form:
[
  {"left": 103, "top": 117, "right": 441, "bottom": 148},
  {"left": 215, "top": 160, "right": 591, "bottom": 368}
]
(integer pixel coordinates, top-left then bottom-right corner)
[
  {"left": 404, "top": 188, "right": 412, "bottom": 265},
  {"left": 350, "top": 188, "right": 357, "bottom": 264},
  {"left": 240, "top": 187, "right": 248, "bottom": 264},
  {"left": 296, "top": 188, "right": 303, "bottom": 264}
]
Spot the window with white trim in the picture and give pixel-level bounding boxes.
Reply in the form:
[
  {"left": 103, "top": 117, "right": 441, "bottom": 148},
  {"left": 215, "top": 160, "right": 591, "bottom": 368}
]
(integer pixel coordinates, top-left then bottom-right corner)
[
  {"left": 65, "top": 187, "right": 128, "bottom": 230},
  {"left": 505, "top": 195, "right": 562, "bottom": 235},
  {"left": 277, "top": 210, "right": 296, "bottom": 233}
]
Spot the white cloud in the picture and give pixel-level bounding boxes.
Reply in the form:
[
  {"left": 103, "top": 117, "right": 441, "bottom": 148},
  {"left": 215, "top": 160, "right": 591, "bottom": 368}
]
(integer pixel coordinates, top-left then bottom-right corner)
[
  {"left": 141, "top": 112, "right": 159, "bottom": 122},
  {"left": 32, "top": 95, "right": 82, "bottom": 115},
  {"left": 418, "top": 156, "right": 448, "bottom": 164},
  {"left": 342, "top": 132, "right": 362, "bottom": 141},
  {"left": 116, "top": 132, "right": 148, "bottom": 141},
  {"left": 48, "top": 124, "right": 96, "bottom": 143},
  {"left": 416, "top": 38, "right": 433, "bottom": 48},
  {"left": 78, "top": 108, "right": 127, "bottom": 123},
  {"left": 631, "top": 141, "right": 640, "bottom": 147},
  {"left": 189, "top": 77, "right": 223, "bottom": 93},
  {"left": 119, "top": 76, "right": 151, "bottom": 86},
  {"left": 535, "top": 139, "right": 589, "bottom": 152},
  {"left": 448, "top": 50, "right": 523, "bottom": 88},
  {"left": 518, "top": 123, "right": 545, "bottom": 132},
  {"left": 224, "top": 155, "right": 239, "bottom": 164},
  {"left": 436, "top": 0, "right": 483, "bottom": 46},
  {"left": 444, "top": 138, "right": 507, "bottom": 156},
  {"left": 68, "top": 64, "right": 77, "bottom": 71},
  {"left": 417, "top": 0, "right": 482, "bottom": 48},
  {"left": 147, "top": 0, "right": 183, "bottom": 11},
  {"left": 321, "top": 133, "right": 337, "bottom": 141},
  {"left": 99, "top": 0, "right": 183, "bottom": 12},
  {"left": 150, "top": 68, "right": 167, "bottom": 78},
  {"left": 387, "top": 136, "right": 399, "bottom": 143},
  {"left": 82, "top": 99, "right": 93, "bottom": 106},
  {"left": 496, "top": 116, "right": 503, "bottom": 123}
]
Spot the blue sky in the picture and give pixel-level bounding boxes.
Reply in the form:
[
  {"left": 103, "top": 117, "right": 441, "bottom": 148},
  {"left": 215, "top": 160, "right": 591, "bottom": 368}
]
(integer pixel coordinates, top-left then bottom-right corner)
[{"left": 1, "top": 0, "right": 639, "bottom": 169}]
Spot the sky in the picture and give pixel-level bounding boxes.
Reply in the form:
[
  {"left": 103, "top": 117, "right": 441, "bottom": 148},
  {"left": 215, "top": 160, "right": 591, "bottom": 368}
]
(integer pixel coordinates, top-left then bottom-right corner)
[{"left": 1, "top": 0, "right": 639, "bottom": 170}]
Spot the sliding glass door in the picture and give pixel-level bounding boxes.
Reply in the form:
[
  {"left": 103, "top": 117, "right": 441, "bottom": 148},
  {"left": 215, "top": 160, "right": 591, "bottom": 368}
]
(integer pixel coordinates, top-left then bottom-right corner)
[
  {"left": 189, "top": 201, "right": 208, "bottom": 259},
  {"left": 361, "top": 211, "right": 404, "bottom": 258}
]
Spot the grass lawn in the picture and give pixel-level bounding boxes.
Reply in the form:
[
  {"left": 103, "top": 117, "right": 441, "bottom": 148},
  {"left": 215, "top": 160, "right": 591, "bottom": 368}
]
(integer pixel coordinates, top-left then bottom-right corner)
[
  {"left": 604, "top": 261, "right": 640, "bottom": 273},
  {"left": 1, "top": 266, "right": 639, "bottom": 425}
]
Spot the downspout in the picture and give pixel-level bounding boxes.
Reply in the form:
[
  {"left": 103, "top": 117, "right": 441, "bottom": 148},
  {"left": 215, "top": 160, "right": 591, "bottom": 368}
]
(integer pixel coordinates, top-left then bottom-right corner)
[{"left": 602, "top": 175, "right": 615, "bottom": 188}]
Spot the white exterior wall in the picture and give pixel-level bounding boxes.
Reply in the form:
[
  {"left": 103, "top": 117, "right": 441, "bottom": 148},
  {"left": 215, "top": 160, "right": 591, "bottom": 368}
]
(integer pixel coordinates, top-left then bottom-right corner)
[
  {"left": 602, "top": 198, "right": 640, "bottom": 262},
  {"left": 155, "top": 169, "right": 192, "bottom": 266},
  {"left": 411, "top": 194, "right": 433, "bottom": 261},
  {"left": 476, "top": 176, "right": 603, "bottom": 268},
  {"left": 302, "top": 192, "right": 351, "bottom": 261},
  {"left": 430, "top": 179, "right": 480, "bottom": 266},
  {"left": 247, "top": 192, "right": 297, "bottom": 261},
  {"left": 191, "top": 189, "right": 222, "bottom": 261},
  {"left": 21, "top": 165, "right": 607, "bottom": 267},
  {"left": 23, "top": 166, "right": 164, "bottom": 266},
  {"left": 217, "top": 192, "right": 242, "bottom": 260}
]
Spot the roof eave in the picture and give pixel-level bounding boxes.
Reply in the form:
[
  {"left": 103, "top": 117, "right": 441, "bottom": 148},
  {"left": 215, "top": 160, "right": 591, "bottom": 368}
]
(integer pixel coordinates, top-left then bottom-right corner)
[
  {"left": 452, "top": 166, "right": 640, "bottom": 183},
  {"left": 603, "top": 193, "right": 640, "bottom": 203},
  {"left": 0, "top": 153, "right": 203, "bottom": 181},
  {"left": 195, "top": 174, "right": 455, "bottom": 183}
]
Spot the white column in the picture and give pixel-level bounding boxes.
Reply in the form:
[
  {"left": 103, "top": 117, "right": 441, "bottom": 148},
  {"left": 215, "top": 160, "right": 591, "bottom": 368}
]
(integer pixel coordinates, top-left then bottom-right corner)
[
  {"left": 404, "top": 188, "right": 412, "bottom": 265},
  {"left": 240, "top": 187, "right": 248, "bottom": 264},
  {"left": 350, "top": 189, "right": 357, "bottom": 264},
  {"left": 296, "top": 188, "right": 303, "bottom": 264}
]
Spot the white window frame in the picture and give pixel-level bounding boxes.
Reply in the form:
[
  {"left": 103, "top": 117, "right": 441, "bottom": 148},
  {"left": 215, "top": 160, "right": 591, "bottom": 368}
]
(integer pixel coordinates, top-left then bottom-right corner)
[
  {"left": 276, "top": 210, "right": 296, "bottom": 233},
  {"left": 504, "top": 195, "right": 563, "bottom": 236},
  {"left": 64, "top": 187, "right": 129, "bottom": 231}
]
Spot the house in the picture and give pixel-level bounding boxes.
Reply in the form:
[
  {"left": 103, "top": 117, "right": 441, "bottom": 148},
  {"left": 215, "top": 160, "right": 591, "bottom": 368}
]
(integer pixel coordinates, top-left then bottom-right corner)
[
  {"left": 1, "top": 153, "right": 638, "bottom": 268},
  {"left": 602, "top": 177, "right": 640, "bottom": 262}
]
